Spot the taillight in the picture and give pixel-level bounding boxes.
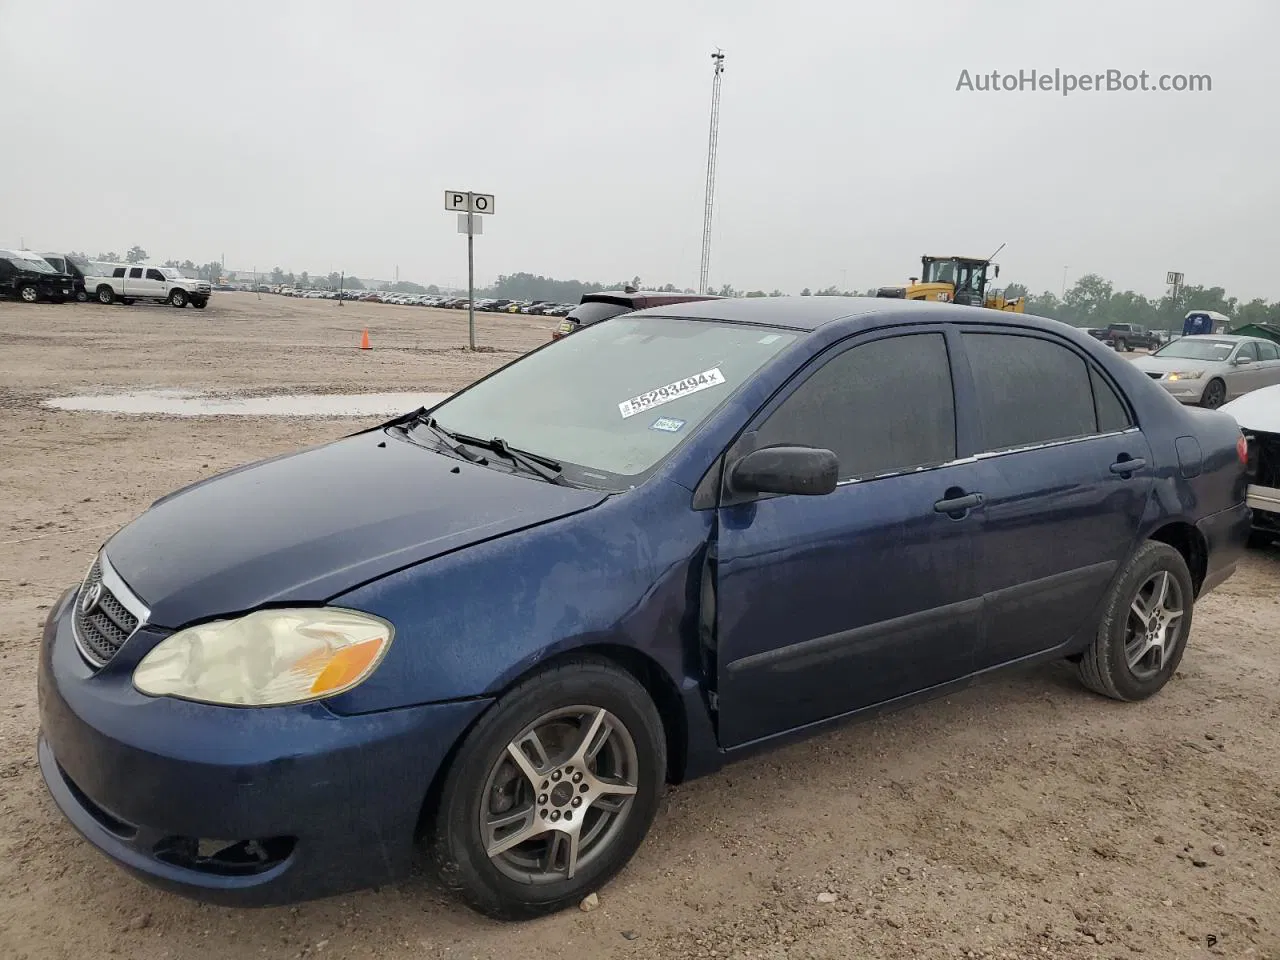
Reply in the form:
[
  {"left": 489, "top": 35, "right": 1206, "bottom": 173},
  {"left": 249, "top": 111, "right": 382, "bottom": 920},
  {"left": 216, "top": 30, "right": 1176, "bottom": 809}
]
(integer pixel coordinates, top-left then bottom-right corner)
[{"left": 1238, "top": 434, "right": 1249, "bottom": 465}]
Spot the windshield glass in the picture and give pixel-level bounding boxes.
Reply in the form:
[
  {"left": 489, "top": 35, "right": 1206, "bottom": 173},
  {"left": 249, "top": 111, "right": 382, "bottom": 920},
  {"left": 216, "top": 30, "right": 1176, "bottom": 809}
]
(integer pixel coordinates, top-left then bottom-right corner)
[
  {"left": 1154, "top": 338, "right": 1236, "bottom": 361},
  {"left": 10, "top": 257, "right": 56, "bottom": 274},
  {"left": 427, "top": 316, "right": 800, "bottom": 487}
]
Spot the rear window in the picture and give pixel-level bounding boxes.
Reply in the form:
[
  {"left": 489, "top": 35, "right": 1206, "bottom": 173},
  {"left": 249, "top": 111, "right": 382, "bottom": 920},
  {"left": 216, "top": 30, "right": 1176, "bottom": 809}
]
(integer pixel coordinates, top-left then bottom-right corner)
[{"left": 567, "top": 301, "right": 633, "bottom": 327}]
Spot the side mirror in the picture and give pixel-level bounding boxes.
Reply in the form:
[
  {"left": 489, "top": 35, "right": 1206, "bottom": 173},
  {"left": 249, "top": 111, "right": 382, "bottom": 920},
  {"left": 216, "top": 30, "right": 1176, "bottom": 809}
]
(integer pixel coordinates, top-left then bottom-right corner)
[
  {"left": 729, "top": 445, "right": 838, "bottom": 497},
  {"left": 992, "top": 264, "right": 1000, "bottom": 278},
  {"left": 1234, "top": 355, "right": 1253, "bottom": 365}
]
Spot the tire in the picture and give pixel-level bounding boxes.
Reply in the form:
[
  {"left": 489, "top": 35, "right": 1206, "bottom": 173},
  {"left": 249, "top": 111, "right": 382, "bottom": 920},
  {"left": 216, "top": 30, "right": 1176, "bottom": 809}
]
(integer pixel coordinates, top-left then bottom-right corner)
[
  {"left": 1077, "top": 540, "right": 1195, "bottom": 702},
  {"left": 18, "top": 284, "right": 39, "bottom": 303},
  {"left": 120, "top": 298, "right": 135, "bottom": 305},
  {"left": 427, "top": 658, "right": 666, "bottom": 920},
  {"left": 169, "top": 289, "right": 188, "bottom": 308},
  {"left": 192, "top": 299, "right": 207, "bottom": 310},
  {"left": 96, "top": 286, "right": 115, "bottom": 305},
  {"left": 1200, "top": 378, "right": 1227, "bottom": 409},
  {"left": 75, "top": 290, "right": 89, "bottom": 302}
]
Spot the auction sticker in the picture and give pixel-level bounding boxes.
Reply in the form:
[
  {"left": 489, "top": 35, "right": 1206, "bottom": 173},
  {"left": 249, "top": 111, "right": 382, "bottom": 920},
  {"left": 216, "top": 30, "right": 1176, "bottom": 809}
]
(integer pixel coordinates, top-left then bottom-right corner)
[{"left": 618, "top": 367, "right": 726, "bottom": 419}]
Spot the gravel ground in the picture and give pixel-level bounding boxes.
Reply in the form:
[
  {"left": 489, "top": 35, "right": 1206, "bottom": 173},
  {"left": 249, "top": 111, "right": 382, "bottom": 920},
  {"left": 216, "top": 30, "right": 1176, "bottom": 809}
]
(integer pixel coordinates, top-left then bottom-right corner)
[{"left": 1, "top": 294, "right": 1278, "bottom": 960}]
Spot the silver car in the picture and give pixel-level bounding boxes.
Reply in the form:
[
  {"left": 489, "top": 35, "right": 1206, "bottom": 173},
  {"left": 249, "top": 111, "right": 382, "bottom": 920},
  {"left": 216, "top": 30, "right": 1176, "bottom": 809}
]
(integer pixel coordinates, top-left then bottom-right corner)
[{"left": 1132, "top": 334, "right": 1280, "bottom": 409}]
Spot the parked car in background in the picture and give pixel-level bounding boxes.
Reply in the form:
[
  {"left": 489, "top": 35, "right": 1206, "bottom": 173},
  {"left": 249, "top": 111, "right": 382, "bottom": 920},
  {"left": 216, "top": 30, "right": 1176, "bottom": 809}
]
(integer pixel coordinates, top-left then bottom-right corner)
[
  {"left": 1133, "top": 334, "right": 1280, "bottom": 409},
  {"left": 93, "top": 265, "right": 212, "bottom": 308},
  {"left": 1100, "top": 323, "right": 1160, "bottom": 352},
  {"left": 1222, "top": 384, "right": 1280, "bottom": 546},
  {"left": 39, "top": 253, "right": 104, "bottom": 301},
  {"left": 551, "top": 290, "right": 722, "bottom": 340},
  {"left": 0, "top": 249, "right": 76, "bottom": 303},
  {"left": 38, "top": 298, "right": 1250, "bottom": 918}
]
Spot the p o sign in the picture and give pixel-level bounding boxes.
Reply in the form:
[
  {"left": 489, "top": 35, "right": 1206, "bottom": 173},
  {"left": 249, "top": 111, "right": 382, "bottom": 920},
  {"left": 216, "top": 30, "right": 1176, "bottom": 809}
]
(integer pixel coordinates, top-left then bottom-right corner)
[{"left": 444, "top": 191, "right": 495, "bottom": 215}]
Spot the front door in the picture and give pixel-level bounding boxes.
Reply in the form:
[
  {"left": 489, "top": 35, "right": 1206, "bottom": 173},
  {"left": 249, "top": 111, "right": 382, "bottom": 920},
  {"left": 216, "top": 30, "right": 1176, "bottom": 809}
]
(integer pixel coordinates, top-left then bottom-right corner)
[
  {"left": 713, "top": 328, "right": 985, "bottom": 748},
  {"left": 954, "top": 328, "right": 1154, "bottom": 669},
  {"left": 145, "top": 267, "right": 168, "bottom": 299}
]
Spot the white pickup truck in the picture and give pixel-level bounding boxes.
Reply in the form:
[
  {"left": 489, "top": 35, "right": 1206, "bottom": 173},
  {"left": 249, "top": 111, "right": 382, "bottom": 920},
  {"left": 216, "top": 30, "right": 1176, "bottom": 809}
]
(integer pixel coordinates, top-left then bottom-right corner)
[{"left": 93, "top": 265, "right": 212, "bottom": 309}]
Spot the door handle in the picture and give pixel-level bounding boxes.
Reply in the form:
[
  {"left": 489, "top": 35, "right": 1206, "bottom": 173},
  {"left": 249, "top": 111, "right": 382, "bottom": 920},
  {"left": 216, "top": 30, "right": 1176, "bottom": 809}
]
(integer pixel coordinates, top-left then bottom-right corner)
[
  {"left": 934, "top": 492, "right": 984, "bottom": 514},
  {"left": 1110, "top": 457, "right": 1146, "bottom": 475}
]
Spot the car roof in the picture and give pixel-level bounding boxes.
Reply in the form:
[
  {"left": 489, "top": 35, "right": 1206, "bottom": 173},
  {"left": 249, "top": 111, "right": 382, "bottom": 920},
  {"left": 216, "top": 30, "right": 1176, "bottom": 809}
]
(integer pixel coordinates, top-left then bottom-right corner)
[
  {"left": 580, "top": 290, "right": 721, "bottom": 309},
  {"left": 626, "top": 294, "right": 1004, "bottom": 332}
]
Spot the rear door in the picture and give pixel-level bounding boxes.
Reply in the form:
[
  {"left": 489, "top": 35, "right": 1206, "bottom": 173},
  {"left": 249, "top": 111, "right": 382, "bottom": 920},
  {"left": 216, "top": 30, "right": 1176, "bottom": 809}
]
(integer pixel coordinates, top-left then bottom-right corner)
[
  {"left": 125, "top": 266, "right": 144, "bottom": 296},
  {"left": 713, "top": 327, "right": 987, "bottom": 747},
  {"left": 955, "top": 327, "right": 1154, "bottom": 670}
]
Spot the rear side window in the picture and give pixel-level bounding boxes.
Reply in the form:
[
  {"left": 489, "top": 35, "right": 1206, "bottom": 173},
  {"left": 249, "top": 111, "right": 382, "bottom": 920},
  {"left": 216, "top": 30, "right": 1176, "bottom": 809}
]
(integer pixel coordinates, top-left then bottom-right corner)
[
  {"left": 1258, "top": 341, "right": 1280, "bottom": 361},
  {"left": 964, "top": 333, "right": 1102, "bottom": 452},
  {"left": 756, "top": 333, "right": 956, "bottom": 481},
  {"left": 1090, "top": 367, "right": 1132, "bottom": 433}
]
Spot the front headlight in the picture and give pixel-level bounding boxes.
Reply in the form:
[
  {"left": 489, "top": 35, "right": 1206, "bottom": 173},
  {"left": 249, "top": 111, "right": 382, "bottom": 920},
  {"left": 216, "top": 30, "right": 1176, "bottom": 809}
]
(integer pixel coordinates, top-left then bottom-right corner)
[
  {"left": 133, "top": 608, "right": 393, "bottom": 707},
  {"left": 1166, "top": 370, "right": 1204, "bottom": 381}
]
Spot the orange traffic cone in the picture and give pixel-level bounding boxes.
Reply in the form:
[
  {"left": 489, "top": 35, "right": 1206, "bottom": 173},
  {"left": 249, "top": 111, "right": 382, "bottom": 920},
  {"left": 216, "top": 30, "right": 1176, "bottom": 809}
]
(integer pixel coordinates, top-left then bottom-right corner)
[{"left": 360, "top": 329, "right": 370, "bottom": 350}]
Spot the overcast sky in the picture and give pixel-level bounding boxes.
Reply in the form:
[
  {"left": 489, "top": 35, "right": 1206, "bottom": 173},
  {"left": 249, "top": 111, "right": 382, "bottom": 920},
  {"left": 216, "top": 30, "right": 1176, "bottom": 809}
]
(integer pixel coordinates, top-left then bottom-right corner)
[{"left": 1, "top": 0, "right": 1276, "bottom": 300}]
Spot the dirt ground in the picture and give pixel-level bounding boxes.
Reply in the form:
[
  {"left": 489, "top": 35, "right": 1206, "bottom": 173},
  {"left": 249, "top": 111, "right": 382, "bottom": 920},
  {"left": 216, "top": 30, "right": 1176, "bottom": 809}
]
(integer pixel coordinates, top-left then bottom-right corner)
[{"left": 1, "top": 293, "right": 1278, "bottom": 960}]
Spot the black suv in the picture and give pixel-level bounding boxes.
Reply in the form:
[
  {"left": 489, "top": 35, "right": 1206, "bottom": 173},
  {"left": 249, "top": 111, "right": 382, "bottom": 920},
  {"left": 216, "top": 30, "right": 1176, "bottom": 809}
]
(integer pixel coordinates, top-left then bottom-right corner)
[
  {"left": 0, "top": 250, "right": 76, "bottom": 303},
  {"left": 551, "top": 290, "right": 721, "bottom": 340}
]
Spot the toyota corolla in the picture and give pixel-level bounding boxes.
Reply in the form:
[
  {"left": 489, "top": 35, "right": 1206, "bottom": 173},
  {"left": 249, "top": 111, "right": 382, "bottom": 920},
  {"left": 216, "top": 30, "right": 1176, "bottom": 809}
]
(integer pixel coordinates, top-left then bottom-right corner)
[{"left": 38, "top": 297, "right": 1251, "bottom": 919}]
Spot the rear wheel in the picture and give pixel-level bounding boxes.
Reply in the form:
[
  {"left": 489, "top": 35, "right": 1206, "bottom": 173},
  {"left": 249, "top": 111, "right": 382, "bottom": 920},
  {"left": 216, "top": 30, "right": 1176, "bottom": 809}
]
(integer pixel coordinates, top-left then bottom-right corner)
[
  {"left": 18, "top": 284, "right": 39, "bottom": 303},
  {"left": 1077, "top": 541, "right": 1194, "bottom": 701},
  {"left": 169, "top": 289, "right": 188, "bottom": 308},
  {"left": 120, "top": 298, "right": 135, "bottom": 305},
  {"left": 427, "top": 659, "right": 666, "bottom": 919},
  {"left": 1200, "top": 378, "right": 1227, "bottom": 409},
  {"left": 75, "top": 290, "right": 89, "bottom": 302},
  {"left": 192, "top": 299, "right": 207, "bottom": 309}
]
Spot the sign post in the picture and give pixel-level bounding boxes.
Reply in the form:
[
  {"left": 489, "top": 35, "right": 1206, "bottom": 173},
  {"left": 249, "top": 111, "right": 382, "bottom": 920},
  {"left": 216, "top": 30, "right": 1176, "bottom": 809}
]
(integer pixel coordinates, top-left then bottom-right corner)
[
  {"left": 1166, "top": 271, "right": 1183, "bottom": 338},
  {"left": 445, "top": 190, "right": 496, "bottom": 350}
]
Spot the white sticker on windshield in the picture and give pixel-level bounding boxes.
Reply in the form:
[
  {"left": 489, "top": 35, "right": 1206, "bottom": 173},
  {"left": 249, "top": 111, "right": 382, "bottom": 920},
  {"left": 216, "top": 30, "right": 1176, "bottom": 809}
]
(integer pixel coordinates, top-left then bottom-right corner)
[
  {"left": 619, "top": 367, "right": 726, "bottom": 419},
  {"left": 758, "top": 334, "right": 782, "bottom": 344}
]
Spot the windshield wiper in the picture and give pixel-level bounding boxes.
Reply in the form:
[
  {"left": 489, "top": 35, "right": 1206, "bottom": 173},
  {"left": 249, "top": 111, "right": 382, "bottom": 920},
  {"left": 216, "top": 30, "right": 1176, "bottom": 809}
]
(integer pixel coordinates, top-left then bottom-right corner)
[
  {"left": 396, "top": 409, "right": 487, "bottom": 463},
  {"left": 465, "top": 436, "right": 571, "bottom": 485}
]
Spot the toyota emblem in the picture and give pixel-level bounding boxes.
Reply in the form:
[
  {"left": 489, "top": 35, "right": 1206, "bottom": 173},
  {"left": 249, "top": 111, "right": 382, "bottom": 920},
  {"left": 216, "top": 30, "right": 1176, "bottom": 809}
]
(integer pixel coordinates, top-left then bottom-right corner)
[{"left": 80, "top": 581, "right": 103, "bottom": 616}]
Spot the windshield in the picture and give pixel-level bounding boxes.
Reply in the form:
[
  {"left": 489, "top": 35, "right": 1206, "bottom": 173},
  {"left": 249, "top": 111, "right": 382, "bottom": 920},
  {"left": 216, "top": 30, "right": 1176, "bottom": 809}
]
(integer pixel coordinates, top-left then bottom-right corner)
[
  {"left": 9, "top": 257, "right": 56, "bottom": 274},
  {"left": 426, "top": 315, "right": 800, "bottom": 487},
  {"left": 1154, "top": 338, "right": 1236, "bottom": 361}
]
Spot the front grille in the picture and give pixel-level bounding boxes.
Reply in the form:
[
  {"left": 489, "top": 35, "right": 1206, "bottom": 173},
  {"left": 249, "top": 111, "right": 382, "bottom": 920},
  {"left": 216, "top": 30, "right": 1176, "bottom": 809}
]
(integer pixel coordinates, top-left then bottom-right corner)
[{"left": 73, "top": 556, "right": 140, "bottom": 666}]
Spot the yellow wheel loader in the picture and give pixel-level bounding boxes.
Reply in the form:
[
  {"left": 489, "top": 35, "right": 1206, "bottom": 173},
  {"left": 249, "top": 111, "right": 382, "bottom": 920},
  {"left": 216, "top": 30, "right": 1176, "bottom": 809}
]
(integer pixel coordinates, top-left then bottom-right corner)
[{"left": 875, "top": 252, "right": 1025, "bottom": 313}]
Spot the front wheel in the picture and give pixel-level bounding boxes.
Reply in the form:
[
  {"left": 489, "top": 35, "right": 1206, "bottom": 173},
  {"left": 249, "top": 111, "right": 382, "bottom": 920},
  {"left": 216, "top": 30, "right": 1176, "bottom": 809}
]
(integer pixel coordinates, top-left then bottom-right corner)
[
  {"left": 169, "top": 289, "right": 188, "bottom": 308},
  {"left": 427, "top": 659, "right": 666, "bottom": 920},
  {"left": 1200, "top": 378, "right": 1227, "bottom": 409},
  {"left": 96, "top": 286, "right": 114, "bottom": 305},
  {"left": 120, "top": 298, "right": 135, "bottom": 305},
  {"left": 191, "top": 298, "right": 207, "bottom": 310},
  {"left": 1077, "top": 540, "right": 1194, "bottom": 701},
  {"left": 18, "top": 284, "right": 39, "bottom": 303},
  {"left": 75, "top": 290, "right": 89, "bottom": 302}
]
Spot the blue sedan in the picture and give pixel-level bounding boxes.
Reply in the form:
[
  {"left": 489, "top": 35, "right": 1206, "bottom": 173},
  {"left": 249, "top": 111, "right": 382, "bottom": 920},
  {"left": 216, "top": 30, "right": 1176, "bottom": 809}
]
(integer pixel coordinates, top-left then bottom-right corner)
[{"left": 38, "top": 297, "right": 1251, "bottom": 918}]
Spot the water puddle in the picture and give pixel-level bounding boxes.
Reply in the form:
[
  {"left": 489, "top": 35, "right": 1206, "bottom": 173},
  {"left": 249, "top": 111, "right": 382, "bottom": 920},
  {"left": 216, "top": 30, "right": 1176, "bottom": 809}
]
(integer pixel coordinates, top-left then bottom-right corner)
[{"left": 43, "top": 389, "right": 453, "bottom": 417}]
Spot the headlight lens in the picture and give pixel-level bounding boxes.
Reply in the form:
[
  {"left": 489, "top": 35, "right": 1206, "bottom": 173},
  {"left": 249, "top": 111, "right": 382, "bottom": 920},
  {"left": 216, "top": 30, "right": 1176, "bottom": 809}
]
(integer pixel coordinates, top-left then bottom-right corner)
[
  {"left": 133, "top": 608, "right": 393, "bottom": 706},
  {"left": 1167, "top": 370, "right": 1204, "bottom": 381}
]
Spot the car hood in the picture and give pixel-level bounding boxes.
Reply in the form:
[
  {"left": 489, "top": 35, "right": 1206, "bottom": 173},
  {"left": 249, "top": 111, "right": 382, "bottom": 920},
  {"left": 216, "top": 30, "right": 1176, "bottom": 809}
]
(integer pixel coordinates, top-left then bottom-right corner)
[
  {"left": 102, "top": 428, "right": 609, "bottom": 628},
  {"left": 1132, "top": 356, "right": 1222, "bottom": 375},
  {"left": 1222, "top": 383, "right": 1280, "bottom": 433}
]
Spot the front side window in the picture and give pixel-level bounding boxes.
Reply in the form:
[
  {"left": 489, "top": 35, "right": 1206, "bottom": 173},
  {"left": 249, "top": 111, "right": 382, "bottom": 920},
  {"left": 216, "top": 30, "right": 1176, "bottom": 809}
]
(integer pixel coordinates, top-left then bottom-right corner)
[
  {"left": 1235, "top": 341, "right": 1260, "bottom": 361},
  {"left": 964, "top": 332, "right": 1114, "bottom": 453},
  {"left": 428, "top": 316, "right": 799, "bottom": 488},
  {"left": 755, "top": 333, "right": 957, "bottom": 482},
  {"left": 112, "top": 267, "right": 126, "bottom": 278},
  {"left": 146, "top": 268, "right": 165, "bottom": 281}
]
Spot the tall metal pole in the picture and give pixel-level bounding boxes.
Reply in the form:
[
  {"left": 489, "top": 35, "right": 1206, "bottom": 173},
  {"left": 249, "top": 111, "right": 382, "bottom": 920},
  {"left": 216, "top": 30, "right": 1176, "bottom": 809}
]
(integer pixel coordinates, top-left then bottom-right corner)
[
  {"left": 699, "top": 50, "right": 726, "bottom": 296},
  {"left": 1061, "top": 265, "right": 1068, "bottom": 299},
  {"left": 467, "top": 202, "right": 476, "bottom": 351}
]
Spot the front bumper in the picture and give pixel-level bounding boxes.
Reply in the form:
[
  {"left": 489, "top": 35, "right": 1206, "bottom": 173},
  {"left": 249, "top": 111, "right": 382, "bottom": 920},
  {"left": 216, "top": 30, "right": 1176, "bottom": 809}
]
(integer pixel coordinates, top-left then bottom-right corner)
[
  {"left": 1150, "top": 377, "right": 1206, "bottom": 403},
  {"left": 37, "top": 586, "right": 489, "bottom": 906}
]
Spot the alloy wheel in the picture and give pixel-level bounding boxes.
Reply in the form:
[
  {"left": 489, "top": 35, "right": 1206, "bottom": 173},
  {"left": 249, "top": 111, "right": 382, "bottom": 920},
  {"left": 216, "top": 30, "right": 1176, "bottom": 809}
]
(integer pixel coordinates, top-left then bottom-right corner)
[
  {"left": 479, "top": 705, "right": 639, "bottom": 884},
  {"left": 1124, "top": 570, "right": 1185, "bottom": 680}
]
